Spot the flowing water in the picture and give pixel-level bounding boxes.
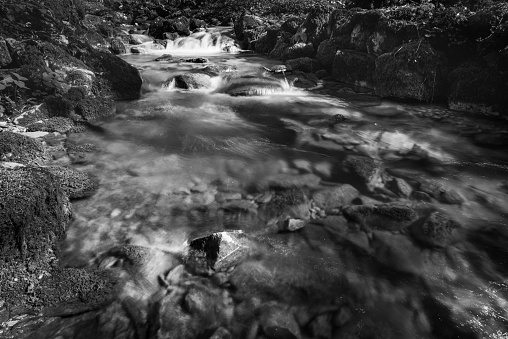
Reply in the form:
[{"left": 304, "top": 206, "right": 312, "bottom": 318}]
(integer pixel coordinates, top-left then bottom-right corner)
[{"left": 61, "top": 29, "right": 508, "bottom": 338}]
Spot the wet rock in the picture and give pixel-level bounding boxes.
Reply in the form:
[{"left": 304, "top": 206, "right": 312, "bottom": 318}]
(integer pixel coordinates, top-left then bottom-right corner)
[
  {"left": 173, "top": 73, "right": 212, "bottom": 90},
  {"left": 0, "top": 131, "right": 48, "bottom": 165},
  {"left": 343, "top": 154, "right": 379, "bottom": 183},
  {"left": 316, "top": 39, "right": 343, "bottom": 70},
  {"left": 180, "top": 57, "right": 209, "bottom": 63},
  {"left": 234, "top": 14, "right": 264, "bottom": 41},
  {"left": 129, "top": 34, "right": 152, "bottom": 45},
  {"left": 154, "top": 54, "right": 173, "bottom": 62},
  {"left": 75, "top": 98, "right": 115, "bottom": 121},
  {"left": 216, "top": 76, "right": 287, "bottom": 96},
  {"left": 45, "top": 166, "right": 98, "bottom": 199},
  {"left": 166, "top": 16, "right": 191, "bottom": 36},
  {"left": 296, "top": 6, "right": 330, "bottom": 48},
  {"left": 109, "top": 38, "right": 126, "bottom": 55},
  {"left": 342, "top": 203, "right": 418, "bottom": 231},
  {"left": 259, "top": 303, "right": 301, "bottom": 339},
  {"left": 183, "top": 285, "right": 233, "bottom": 332},
  {"left": 371, "top": 231, "right": 423, "bottom": 275},
  {"left": 308, "top": 313, "right": 333, "bottom": 339},
  {"left": 255, "top": 27, "right": 281, "bottom": 55},
  {"left": 215, "top": 192, "right": 242, "bottom": 203},
  {"left": 411, "top": 191, "right": 432, "bottom": 202},
  {"left": 312, "top": 184, "right": 360, "bottom": 210},
  {"left": 43, "top": 95, "right": 76, "bottom": 119},
  {"left": 281, "top": 17, "right": 302, "bottom": 35},
  {"left": 283, "top": 219, "right": 306, "bottom": 232},
  {"left": 190, "top": 18, "right": 207, "bottom": 30},
  {"left": 473, "top": 132, "right": 508, "bottom": 148},
  {"left": 130, "top": 46, "right": 147, "bottom": 54},
  {"left": 27, "top": 117, "right": 75, "bottom": 134},
  {"left": 264, "top": 173, "right": 321, "bottom": 189},
  {"left": 281, "top": 42, "right": 315, "bottom": 62},
  {"left": 410, "top": 211, "right": 461, "bottom": 248},
  {"left": 0, "top": 166, "right": 69, "bottom": 263},
  {"left": 388, "top": 177, "right": 412, "bottom": 198},
  {"left": 285, "top": 57, "right": 321, "bottom": 73},
  {"left": 210, "top": 327, "right": 232, "bottom": 339},
  {"left": 152, "top": 289, "right": 194, "bottom": 339},
  {"left": 333, "top": 50, "right": 376, "bottom": 88},
  {"left": 418, "top": 180, "right": 464, "bottom": 204},
  {"left": 374, "top": 41, "right": 448, "bottom": 102}
]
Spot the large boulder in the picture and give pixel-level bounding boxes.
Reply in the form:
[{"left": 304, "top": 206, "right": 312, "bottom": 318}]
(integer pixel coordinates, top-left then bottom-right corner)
[
  {"left": 0, "top": 166, "right": 70, "bottom": 263},
  {"left": 281, "top": 42, "right": 315, "bottom": 61},
  {"left": 234, "top": 14, "right": 264, "bottom": 41},
  {"left": 0, "top": 37, "right": 12, "bottom": 67},
  {"left": 286, "top": 57, "right": 321, "bottom": 73},
  {"left": 332, "top": 50, "right": 377, "bottom": 88},
  {"left": 374, "top": 40, "right": 448, "bottom": 102},
  {"left": 45, "top": 166, "right": 99, "bottom": 199},
  {"left": 255, "top": 27, "right": 281, "bottom": 55},
  {"left": 448, "top": 53, "right": 508, "bottom": 117},
  {"left": 316, "top": 38, "right": 348, "bottom": 70},
  {"left": 269, "top": 40, "right": 290, "bottom": 59},
  {"left": 173, "top": 73, "right": 213, "bottom": 90},
  {"left": 294, "top": 6, "right": 331, "bottom": 49},
  {"left": 281, "top": 17, "right": 303, "bottom": 35}
]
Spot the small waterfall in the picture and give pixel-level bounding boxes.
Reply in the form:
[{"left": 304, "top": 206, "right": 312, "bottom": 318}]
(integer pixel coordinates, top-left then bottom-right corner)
[{"left": 165, "top": 32, "right": 238, "bottom": 54}]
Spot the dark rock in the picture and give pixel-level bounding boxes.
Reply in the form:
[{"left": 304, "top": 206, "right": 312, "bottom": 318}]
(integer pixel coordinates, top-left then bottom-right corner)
[
  {"left": 374, "top": 41, "right": 448, "bottom": 102},
  {"left": 75, "top": 97, "right": 115, "bottom": 121},
  {"left": 282, "top": 219, "right": 307, "bottom": 232},
  {"left": 371, "top": 231, "right": 423, "bottom": 275},
  {"left": 312, "top": 184, "right": 360, "bottom": 210},
  {"left": 270, "top": 40, "right": 290, "bottom": 59},
  {"left": 210, "top": 327, "right": 232, "bottom": 339},
  {"left": 316, "top": 38, "right": 346, "bottom": 70},
  {"left": 308, "top": 313, "right": 333, "bottom": 339},
  {"left": 316, "top": 69, "right": 328, "bottom": 79},
  {"left": 388, "top": 177, "right": 412, "bottom": 198},
  {"left": 473, "top": 133, "right": 508, "bottom": 148},
  {"left": 0, "top": 38, "right": 12, "bottom": 67},
  {"left": 173, "top": 73, "right": 212, "bottom": 90},
  {"left": 154, "top": 54, "right": 173, "bottom": 62},
  {"left": 166, "top": 16, "right": 191, "bottom": 36},
  {"left": 255, "top": 27, "right": 281, "bottom": 55},
  {"left": 45, "top": 166, "right": 99, "bottom": 199},
  {"left": 342, "top": 203, "right": 418, "bottom": 231},
  {"left": 234, "top": 14, "right": 264, "bottom": 41},
  {"left": 0, "top": 131, "right": 48, "bottom": 165},
  {"left": 79, "top": 45, "right": 142, "bottom": 100},
  {"left": 27, "top": 117, "right": 75, "bottom": 133},
  {"left": 448, "top": 55, "right": 508, "bottom": 117},
  {"left": 296, "top": 6, "right": 330, "bottom": 48},
  {"left": 264, "top": 173, "right": 321, "bottom": 189},
  {"left": 129, "top": 34, "right": 152, "bottom": 45},
  {"left": 281, "top": 42, "right": 315, "bottom": 62},
  {"left": 333, "top": 50, "right": 377, "bottom": 88},
  {"left": 130, "top": 46, "right": 147, "bottom": 54},
  {"left": 109, "top": 38, "right": 126, "bottom": 55},
  {"left": 259, "top": 303, "right": 302, "bottom": 339},
  {"left": 44, "top": 95, "right": 76, "bottom": 118},
  {"left": 0, "top": 166, "right": 69, "bottom": 263},
  {"left": 411, "top": 211, "right": 461, "bottom": 248},
  {"left": 183, "top": 285, "right": 232, "bottom": 331},
  {"left": 190, "top": 18, "right": 207, "bottom": 30},
  {"left": 343, "top": 154, "right": 379, "bottom": 182},
  {"left": 285, "top": 57, "right": 321, "bottom": 73},
  {"left": 180, "top": 57, "right": 209, "bottom": 63}
]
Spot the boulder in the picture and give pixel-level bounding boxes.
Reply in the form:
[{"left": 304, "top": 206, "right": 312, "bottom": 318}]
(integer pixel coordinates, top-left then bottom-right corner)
[
  {"left": 234, "top": 14, "right": 264, "bottom": 41},
  {"left": 410, "top": 211, "right": 461, "bottom": 248},
  {"left": 316, "top": 38, "right": 346, "bottom": 70},
  {"left": 269, "top": 40, "right": 290, "bottom": 60},
  {"left": 173, "top": 73, "right": 212, "bottom": 90},
  {"left": 0, "top": 166, "right": 70, "bottom": 263},
  {"left": 285, "top": 57, "right": 321, "bottom": 73},
  {"left": 295, "top": 6, "right": 331, "bottom": 49},
  {"left": 130, "top": 46, "right": 147, "bottom": 54},
  {"left": 190, "top": 18, "right": 207, "bottom": 30},
  {"left": 109, "top": 37, "right": 126, "bottom": 55},
  {"left": 45, "top": 166, "right": 99, "bottom": 199},
  {"left": 215, "top": 75, "right": 287, "bottom": 96},
  {"left": 448, "top": 55, "right": 508, "bottom": 117},
  {"left": 312, "top": 184, "right": 360, "bottom": 210},
  {"left": 332, "top": 50, "right": 377, "bottom": 88},
  {"left": 27, "top": 117, "right": 75, "bottom": 133},
  {"left": 281, "top": 17, "right": 303, "bottom": 35},
  {"left": 255, "top": 27, "right": 281, "bottom": 55},
  {"left": 154, "top": 54, "right": 173, "bottom": 62},
  {"left": 371, "top": 231, "right": 423, "bottom": 275},
  {"left": 342, "top": 203, "right": 418, "bottom": 231},
  {"left": 128, "top": 34, "right": 153, "bottom": 45},
  {"left": 374, "top": 41, "right": 448, "bottom": 102},
  {"left": 281, "top": 42, "right": 315, "bottom": 61},
  {"left": 0, "top": 131, "right": 48, "bottom": 165}
]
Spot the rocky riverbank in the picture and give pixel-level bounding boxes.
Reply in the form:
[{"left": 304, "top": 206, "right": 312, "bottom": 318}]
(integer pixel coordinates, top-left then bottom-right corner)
[{"left": 1, "top": 0, "right": 508, "bottom": 338}]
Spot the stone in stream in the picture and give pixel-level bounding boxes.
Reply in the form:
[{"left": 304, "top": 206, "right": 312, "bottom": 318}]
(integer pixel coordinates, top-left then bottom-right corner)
[
  {"left": 109, "top": 37, "right": 126, "bottom": 55},
  {"left": 179, "top": 57, "right": 209, "bottom": 63},
  {"left": 259, "top": 302, "right": 302, "bottom": 339},
  {"left": 215, "top": 75, "right": 288, "bottom": 97},
  {"left": 342, "top": 203, "right": 418, "bottom": 231},
  {"left": 27, "top": 117, "right": 75, "bottom": 133},
  {"left": 172, "top": 73, "right": 212, "bottom": 90},
  {"left": 410, "top": 211, "right": 461, "bottom": 248},
  {"left": 0, "top": 131, "right": 48, "bottom": 165},
  {"left": 342, "top": 154, "right": 379, "bottom": 183},
  {"left": 312, "top": 184, "right": 360, "bottom": 210},
  {"left": 371, "top": 231, "right": 424, "bottom": 275},
  {"left": 130, "top": 46, "right": 147, "bottom": 54},
  {"left": 154, "top": 54, "right": 173, "bottom": 62},
  {"left": 307, "top": 313, "right": 333, "bottom": 339}
]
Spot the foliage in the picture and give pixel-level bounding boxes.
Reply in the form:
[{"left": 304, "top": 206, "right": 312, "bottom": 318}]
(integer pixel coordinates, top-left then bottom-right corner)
[{"left": 0, "top": 72, "right": 29, "bottom": 116}]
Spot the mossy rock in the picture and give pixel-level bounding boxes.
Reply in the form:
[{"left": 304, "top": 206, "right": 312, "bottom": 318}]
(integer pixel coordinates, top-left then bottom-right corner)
[
  {"left": 333, "top": 50, "right": 377, "bottom": 88},
  {"left": 374, "top": 40, "right": 448, "bottom": 102},
  {"left": 46, "top": 166, "right": 99, "bottom": 199},
  {"left": 342, "top": 154, "right": 379, "bottom": 182},
  {"left": 0, "top": 166, "right": 70, "bottom": 263},
  {"left": 281, "top": 42, "right": 315, "bottom": 62},
  {"left": 410, "top": 211, "right": 461, "bottom": 248},
  {"left": 343, "top": 203, "right": 418, "bottom": 231},
  {"left": 316, "top": 38, "right": 350, "bottom": 70},
  {"left": 285, "top": 57, "right": 321, "bottom": 73},
  {"left": 255, "top": 27, "right": 281, "bottom": 55},
  {"left": 75, "top": 97, "right": 115, "bottom": 121},
  {"left": 269, "top": 40, "right": 290, "bottom": 60},
  {"left": 27, "top": 117, "right": 75, "bottom": 133},
  {"left": 0, "top": 131, "right": 48, "bottom": 165}
]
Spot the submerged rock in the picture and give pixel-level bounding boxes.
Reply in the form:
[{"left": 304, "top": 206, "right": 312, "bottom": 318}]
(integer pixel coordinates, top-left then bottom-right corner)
[
  {"left": 312, "top": 184, "right": 360, "bottom": 210},
  {"left": 215, "top": 76, "right": 287, "bottom": 96},
  {"left": 260, "top": 303, "right": 302, "bottom": 339},
  {"left": 343, "top": 154, "right": 379, "bottom": 183},
  {"left": 410, "top": 211, "right": 461, "bottom": 248},
  {"left": 154, "top": 54, "right": 173, "bottom": 62},
  {"left": 342, "top": 203, "right": 418, "bottom": 231},
  {"left": 371, "top": 231, "right": 423, "bottom": 275}
]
